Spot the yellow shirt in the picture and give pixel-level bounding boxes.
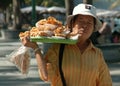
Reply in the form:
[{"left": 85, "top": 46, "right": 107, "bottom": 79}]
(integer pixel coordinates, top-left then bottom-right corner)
[{"left": 41, "top": 42, "right": 112, "bottom": 86}]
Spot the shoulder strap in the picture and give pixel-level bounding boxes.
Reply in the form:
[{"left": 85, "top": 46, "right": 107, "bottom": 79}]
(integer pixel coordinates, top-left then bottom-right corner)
[{"left": 59, "top": 44, "right": 66, "bottom": 86}]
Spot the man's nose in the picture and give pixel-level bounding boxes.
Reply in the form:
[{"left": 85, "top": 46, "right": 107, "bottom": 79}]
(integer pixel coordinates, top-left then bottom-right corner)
[{"left": 82, "top": 25, "right": 87, "bottom": 28}]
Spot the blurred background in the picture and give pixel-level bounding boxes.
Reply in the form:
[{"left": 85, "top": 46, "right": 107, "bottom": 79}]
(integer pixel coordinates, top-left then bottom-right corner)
[
  {"left": 0, "top": 0, "right": 120, "bottom": 86},
  {"left": 0, "top": 0, "right": 120, "bottom": 43}
]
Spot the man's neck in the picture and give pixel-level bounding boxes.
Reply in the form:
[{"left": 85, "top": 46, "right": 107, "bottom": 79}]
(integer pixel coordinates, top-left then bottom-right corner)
[{"left": 77, "top": 40, "right": 90, "bottom": 53}]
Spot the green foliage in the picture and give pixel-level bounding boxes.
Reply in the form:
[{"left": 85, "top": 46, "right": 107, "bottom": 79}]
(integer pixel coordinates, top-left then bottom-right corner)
[
  {"left": 0, "top": 0, "right": 65, "bottom": 9},
  {"left": 40, "top": 0, "right": 65, "bottom": 7},
  {"left": 24, "top": 0, "right": 65, "bottom": 7},
  {"left": 0, "top": 0, "right": 12, "bottom": 9}
]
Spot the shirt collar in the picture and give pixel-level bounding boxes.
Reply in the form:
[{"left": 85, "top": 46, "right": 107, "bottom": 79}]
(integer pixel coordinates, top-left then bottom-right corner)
[{"left": 86, "top": 40, "right": 96, "bottom": 51}]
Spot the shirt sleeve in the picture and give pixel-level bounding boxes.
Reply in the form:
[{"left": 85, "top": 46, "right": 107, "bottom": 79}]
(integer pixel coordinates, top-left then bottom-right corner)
[
  {"left": 98, "top": 51, "right": 112, "bottom": 86},
  {"left": 43, "top": 44, "right": 60, "bottom": 83}
]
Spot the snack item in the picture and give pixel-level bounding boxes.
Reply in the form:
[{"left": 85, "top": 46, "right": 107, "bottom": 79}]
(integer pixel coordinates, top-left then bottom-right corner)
[
  {"left": 36, "top": 19, "right": 47, "bottom": 25},
  {"left": 19, "top": 16, "right": 79, "bottom": 43},
  {"left": 7, "top": 46, "right": 30, "bottom": 75},
  {"left": 19, "top": 31, "right": 30, "bottom": 39},
  {"left": 36, "top": 17, "right": 62, "bottom": 26},
  {"left": 46, "top": 16, "right": 62, "bottom": 26},
  {"left": 36, "top": 16, "right": 62, "bottom": 29},
  {"left": 54, "top": 26, "right": 70, "bottom": 38},
  {"left": 30, "top": 27, "right": 54, "bottom": 37}
]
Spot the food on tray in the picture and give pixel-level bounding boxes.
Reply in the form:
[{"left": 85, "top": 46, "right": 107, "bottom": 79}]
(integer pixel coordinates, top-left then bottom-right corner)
[
  {"left": 19, "top": 31, "right": 30, "bottom": 39},
  {"left": 19, "top": 16, "right": 79, "bottom": 43},
  {"left": 36, "top": 16, "right": 62, "bottom": 26},
  {"left": 54, "top": 26, "right": 70, "bottom": 38},
  {"left": 30, "top": 27, "right": 54, "bottom": 37},
  {"left": 66, "top": 28, "right": 79, "bottom": 39}
]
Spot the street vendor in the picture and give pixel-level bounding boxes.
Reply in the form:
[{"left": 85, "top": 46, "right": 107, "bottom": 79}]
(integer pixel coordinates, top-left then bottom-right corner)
[{"left": 21, "top": 3, "right": 112, "bottom": 86}]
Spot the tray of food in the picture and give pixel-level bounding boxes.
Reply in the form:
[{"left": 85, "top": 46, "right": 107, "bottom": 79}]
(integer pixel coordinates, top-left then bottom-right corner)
[{"left": 19, "top": 17, "right": 79, "bottom": 44}]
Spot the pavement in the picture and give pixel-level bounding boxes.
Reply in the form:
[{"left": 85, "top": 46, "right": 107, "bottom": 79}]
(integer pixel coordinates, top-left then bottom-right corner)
[
  {"left": 0, "top": 58, "right": 50, "bottom": 86},
  {"left": 0, "top": 40, "right": 50, "bottom": 86},
  {"left": 0, "top": 39, "right": 120, "bottom": 86},
  {"left": 108, "top": 62, "right": 120, "bottom": 86}
]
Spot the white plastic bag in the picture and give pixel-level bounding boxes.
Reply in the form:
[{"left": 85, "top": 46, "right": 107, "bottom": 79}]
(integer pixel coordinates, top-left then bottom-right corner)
[{"left": 6, "top": 45, "right": 31, "bottom": 75}]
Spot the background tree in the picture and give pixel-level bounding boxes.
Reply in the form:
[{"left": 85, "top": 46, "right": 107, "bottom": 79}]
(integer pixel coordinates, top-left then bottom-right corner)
[
  {"left": 65, "top": 0, "right": 73, "bottom": 17},
  {"left": 0, "top": 0, "right": 12, "bottom": 27},
  {"left": 109, "top": 0, "right": 120, "bottom": 10},
  {"left": 83, "top": 0, "right": 92, "bottom": 4},
  {"left": 12, "top": 0, "right": 22, "bottom": 30},
  {"left": 22, "top": 0, "right": 65, "bottom": 7},
  {"left": 0, "top": 0, "right": 12, "bottom": 10},
  {"left": 40, "top": 0, "right": 65, "bottom": 7}
]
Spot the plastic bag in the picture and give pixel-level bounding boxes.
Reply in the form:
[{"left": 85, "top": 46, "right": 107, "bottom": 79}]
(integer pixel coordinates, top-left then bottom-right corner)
[{"left": 6, "top": 45, "right": 31, "bottom": 75}]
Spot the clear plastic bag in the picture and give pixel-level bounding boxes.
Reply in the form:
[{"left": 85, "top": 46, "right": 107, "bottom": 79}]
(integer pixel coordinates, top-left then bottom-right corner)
[{"left": 6, "top": 45, "right": 31, "bottom": 75}]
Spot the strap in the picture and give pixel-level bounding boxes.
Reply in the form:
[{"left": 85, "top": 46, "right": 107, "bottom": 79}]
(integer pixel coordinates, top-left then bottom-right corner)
[{"left": 59, "top": 44, "right": 66, "bottom": 86}]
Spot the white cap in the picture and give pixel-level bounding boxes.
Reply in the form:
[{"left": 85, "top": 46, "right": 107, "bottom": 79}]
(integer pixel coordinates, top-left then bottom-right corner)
[{"left": 67, "top": 3, "right": 102, "bottom": 30}]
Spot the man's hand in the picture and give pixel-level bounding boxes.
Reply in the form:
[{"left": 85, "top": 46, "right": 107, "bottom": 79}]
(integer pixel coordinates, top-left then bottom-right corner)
[{"left": 21, "top": 37, "right": 39, "bottom": 50}]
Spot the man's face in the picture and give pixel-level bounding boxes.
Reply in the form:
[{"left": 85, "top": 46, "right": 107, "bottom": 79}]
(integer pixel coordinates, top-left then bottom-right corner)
[{"left": 72, "top": 14, "right": 94, "bottom": 40}]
